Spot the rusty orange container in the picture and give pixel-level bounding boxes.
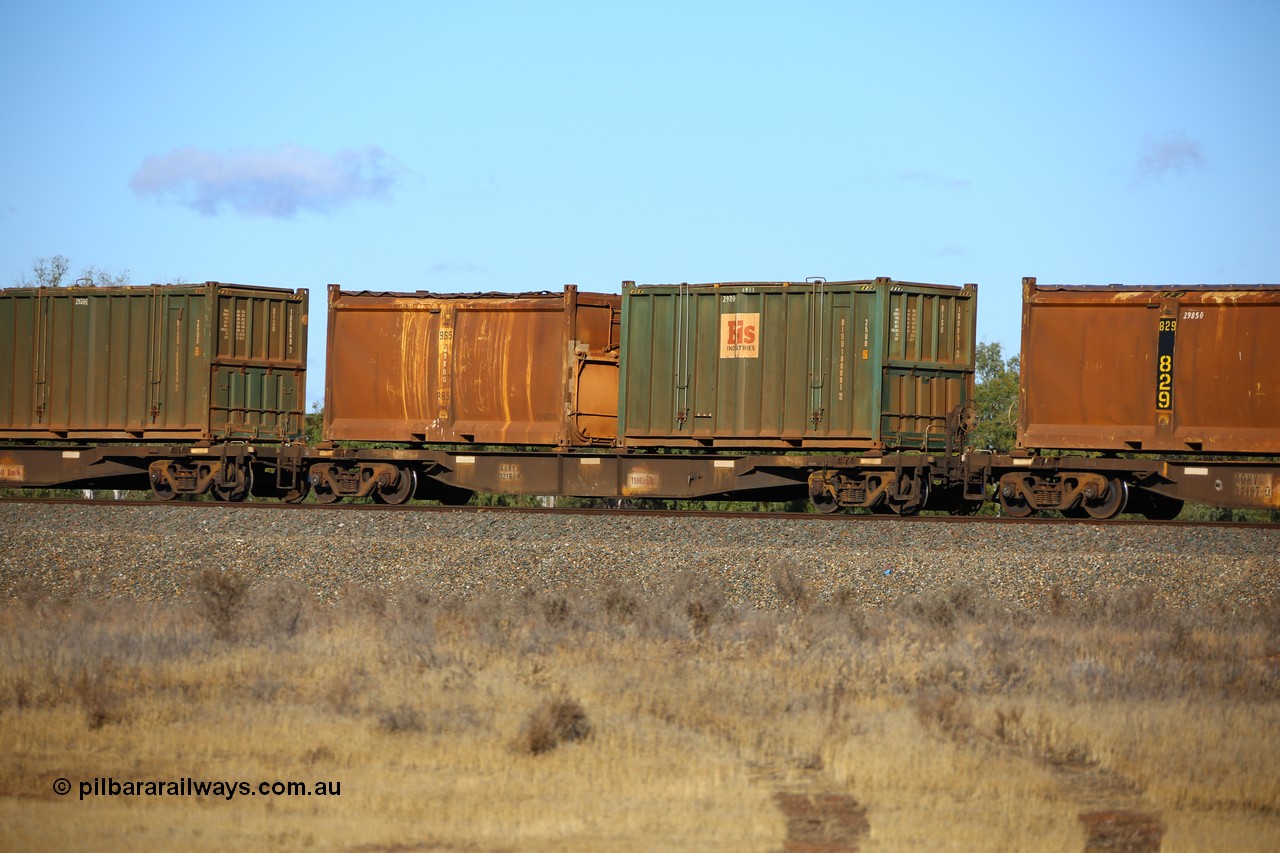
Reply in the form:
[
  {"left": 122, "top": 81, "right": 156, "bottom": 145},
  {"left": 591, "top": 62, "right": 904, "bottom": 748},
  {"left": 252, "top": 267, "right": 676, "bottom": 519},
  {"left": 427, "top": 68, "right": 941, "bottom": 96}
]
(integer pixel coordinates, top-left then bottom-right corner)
[
  {"left": 1019, "top": 277, "right": 1280, "bottom": 454},
  {"left": 324, "top": 285, "right": 621, "bottom": 447}
]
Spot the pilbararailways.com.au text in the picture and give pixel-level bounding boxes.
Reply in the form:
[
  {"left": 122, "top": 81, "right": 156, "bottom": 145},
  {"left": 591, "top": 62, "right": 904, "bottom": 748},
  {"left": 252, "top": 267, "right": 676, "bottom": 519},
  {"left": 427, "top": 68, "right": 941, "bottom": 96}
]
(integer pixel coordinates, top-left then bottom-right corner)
[{"left": 59, "top": 777, "right": 340, "bottom": 801}]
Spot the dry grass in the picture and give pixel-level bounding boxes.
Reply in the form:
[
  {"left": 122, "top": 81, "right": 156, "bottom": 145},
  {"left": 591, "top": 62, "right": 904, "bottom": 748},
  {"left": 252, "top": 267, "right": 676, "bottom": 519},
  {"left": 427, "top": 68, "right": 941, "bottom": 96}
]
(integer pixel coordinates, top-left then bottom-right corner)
[{"left": 1, "top": 571, "right": 1278, "bottom": 851}]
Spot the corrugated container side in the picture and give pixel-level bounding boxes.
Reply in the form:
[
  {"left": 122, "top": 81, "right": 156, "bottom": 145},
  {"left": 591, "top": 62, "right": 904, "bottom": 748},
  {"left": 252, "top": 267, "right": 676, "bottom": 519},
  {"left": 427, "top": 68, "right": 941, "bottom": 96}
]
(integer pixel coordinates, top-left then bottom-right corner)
[
  {"left": 324, "top": 285, "right": 620, "bottom": 447},
  {"left": 1018, "top": 278, "right": 1280, "bottom": 454},
  {"left": 619, "top": 278, "right": 976, "bottom": 450},
  {"left": 0, "top": 283, "right": 307, "bottom": 441},
  {"left": 210, "top": 286, "right": 308, "bottom": 440}
]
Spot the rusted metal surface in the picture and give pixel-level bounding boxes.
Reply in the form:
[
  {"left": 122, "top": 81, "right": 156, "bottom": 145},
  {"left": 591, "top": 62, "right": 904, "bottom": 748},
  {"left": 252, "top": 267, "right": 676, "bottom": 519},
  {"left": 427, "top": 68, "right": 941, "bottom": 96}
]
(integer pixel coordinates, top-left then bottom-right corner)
[
  {"left": 618, "top": 278, "right": 977, "bottom": 450},
  {"left": 1019, "top": 277, "right": 1280, "bottom": 454},
  {"left": 0, "top": 283, "right": 307, "bottom": 441},
  {"left": 989, "top": 453, "right": 1280, "bottom": 517},
  {"left": 307, "top": 446, "right": 811, "bottom": 502},
  {"left": 324, "top": 286, "right": 621, "bottom": 447},
  {"left": 0, "top": 443, "right": 311, "bottom": 502}
]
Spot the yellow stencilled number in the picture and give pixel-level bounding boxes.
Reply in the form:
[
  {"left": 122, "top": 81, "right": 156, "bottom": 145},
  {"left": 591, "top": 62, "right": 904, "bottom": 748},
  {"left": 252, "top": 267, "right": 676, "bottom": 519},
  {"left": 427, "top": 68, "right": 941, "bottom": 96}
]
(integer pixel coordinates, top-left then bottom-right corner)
[
  {"left": 1157, "top": 319, "right": 1178, "bottom": 332},
  {"left": 1156, "top": 354, "right": 1174, "bottom": 410}
]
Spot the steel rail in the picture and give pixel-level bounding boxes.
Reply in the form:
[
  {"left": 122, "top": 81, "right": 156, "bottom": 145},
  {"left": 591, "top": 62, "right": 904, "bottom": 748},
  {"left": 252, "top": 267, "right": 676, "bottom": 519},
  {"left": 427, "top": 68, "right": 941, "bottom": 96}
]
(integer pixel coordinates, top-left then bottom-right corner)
[{"left": 2, "top": 497, "right": 1277, "bottom": 530}]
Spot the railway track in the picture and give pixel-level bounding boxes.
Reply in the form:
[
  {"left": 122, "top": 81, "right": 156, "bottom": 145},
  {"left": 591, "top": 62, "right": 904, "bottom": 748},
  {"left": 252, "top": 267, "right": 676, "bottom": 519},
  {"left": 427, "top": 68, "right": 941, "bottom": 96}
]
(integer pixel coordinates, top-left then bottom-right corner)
[
  {"left": 4, "top": 496, "right": 1278, "bottom": 616},
  {"left": 2, "top": 496, "right": 1277, "bottom": 530}
]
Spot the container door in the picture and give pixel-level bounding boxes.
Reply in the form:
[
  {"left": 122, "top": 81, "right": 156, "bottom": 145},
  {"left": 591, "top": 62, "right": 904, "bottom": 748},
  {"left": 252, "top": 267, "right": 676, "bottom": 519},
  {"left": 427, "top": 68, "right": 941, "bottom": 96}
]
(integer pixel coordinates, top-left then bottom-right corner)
[
  {"left": 825, "top": 286, "right": 880, "bottom": 441},
  {"left": 211, "top": 288, "right": 304, "bottom": 440}
]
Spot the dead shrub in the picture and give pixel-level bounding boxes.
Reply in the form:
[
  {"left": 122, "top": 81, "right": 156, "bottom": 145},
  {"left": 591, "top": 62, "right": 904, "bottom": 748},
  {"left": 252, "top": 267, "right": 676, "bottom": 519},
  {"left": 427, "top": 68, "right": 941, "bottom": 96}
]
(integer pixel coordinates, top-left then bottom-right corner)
[
  {"left": 377, "top": 703, "right": 426, "bottom": 734},
  {"left": 391, "top": 586, "right": 440, "bottom": 668},
  {"left": 686, "top": 599, "right": 713, "bottom": 638},
  {"left": 250, "top": 578, "right": 308, "bottom": 641},
  {"left": 901, "top": 581, "right": 988, "bottom": 632},
  {"left": 73, "top": 662, "right": 127, "bottom": 729},
  {"left": 326, "top": 665, "right": 370, "bottom": 716},
  {"left": 516, "top": 695, "right": 592, "bottom": 755},
  {"left": 194, "top": 567, "right": 252, "bottom": 641},
  {"left": 341, "top": 583, "right": 389, "bottom": 619},
  {"left": 1103, "top": 584, "right": 1158, "bottom": 627},
  {"left": 770, "top": 560, "right": 811, "bottom": 611},
  {"left": 603, "top": 584, "right": 639, "bottom": 622},
  {"left": 991, "top": 705, "right": 1025, "bottom": 745},
  {"left": 913, "top": 688, "right": 974, "bottom": 740},
  {"left": 669, "top": 574, "right": 726, "bottom": 640},
  {"left": 541, "top": 594, "right": 570, "bottom": 627}
]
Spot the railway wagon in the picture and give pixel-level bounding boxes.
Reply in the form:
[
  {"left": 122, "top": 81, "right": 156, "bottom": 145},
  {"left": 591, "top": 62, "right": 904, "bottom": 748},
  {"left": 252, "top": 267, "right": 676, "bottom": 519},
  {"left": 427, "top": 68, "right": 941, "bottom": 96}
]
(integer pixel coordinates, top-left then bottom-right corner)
[
  {"left": 1018, "top": 278, "right": 1280, "bottom": 455},
  {"left": 324, "top": 285, "right": 621, "bottom": 447},
  {"left": 618, "top": 277, "right": 978, "bottom": 450},
  {"left": 993, "top": 277, "right": 1280, "bottom": 519},
  {"left": 0, "top": 282, "right": 307, "bottom": 442}
]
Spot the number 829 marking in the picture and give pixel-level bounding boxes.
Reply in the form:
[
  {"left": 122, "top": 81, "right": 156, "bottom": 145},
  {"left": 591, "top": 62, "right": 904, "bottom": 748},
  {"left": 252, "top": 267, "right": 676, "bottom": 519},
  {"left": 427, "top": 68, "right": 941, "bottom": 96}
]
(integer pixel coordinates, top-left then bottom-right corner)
[{"left": 1155, "top": 319, "right": 1176, "bottom": 412}]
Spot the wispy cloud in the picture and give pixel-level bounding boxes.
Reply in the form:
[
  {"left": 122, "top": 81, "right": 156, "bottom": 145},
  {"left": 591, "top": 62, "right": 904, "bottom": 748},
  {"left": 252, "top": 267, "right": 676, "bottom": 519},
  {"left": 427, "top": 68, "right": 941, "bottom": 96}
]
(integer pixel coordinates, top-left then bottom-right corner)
[
  {"left": 1134, "top": 131, "right": 1206, "bottom": 185},
  {"left": 130, "top": 144, "right": 398, "bottom": 217},
  {"left": 897, "top": 170, "right": 971, "bottom": 190}
]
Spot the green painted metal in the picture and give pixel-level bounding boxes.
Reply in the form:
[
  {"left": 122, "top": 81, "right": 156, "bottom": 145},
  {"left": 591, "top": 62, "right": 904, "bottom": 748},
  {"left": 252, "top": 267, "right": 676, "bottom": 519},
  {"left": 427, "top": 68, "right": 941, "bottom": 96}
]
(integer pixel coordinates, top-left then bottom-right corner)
[
  {"left": 0, "top": 282, "right": 307, "bottom": 441},
  {"left": 618, "top": 277, "right": 976, "bottom": 450}
]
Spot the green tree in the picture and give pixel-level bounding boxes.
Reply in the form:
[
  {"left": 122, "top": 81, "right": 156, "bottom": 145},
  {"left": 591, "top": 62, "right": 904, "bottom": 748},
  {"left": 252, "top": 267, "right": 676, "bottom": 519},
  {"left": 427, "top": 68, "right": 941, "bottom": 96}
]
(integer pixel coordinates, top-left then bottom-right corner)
[
  {"left": 304, "top": 403, "right": 325, "bottom": 445},
  {"left": 972, "top": 341, "right": 1019, "bottom": 452}
]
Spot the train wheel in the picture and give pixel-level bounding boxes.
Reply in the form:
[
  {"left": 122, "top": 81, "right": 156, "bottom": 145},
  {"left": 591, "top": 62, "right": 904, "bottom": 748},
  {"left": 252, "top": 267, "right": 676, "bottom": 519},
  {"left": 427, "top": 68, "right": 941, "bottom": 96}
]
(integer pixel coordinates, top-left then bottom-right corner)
[
  {"left": 373, "top": 467, "right": 416, "bottom": 505},
  {"left": 890, "top": 478, "right": 930, "bottom": 516},
  {"left": 312, "top": 479, "right": 342, "bottom": 504},
  {"left": 213, "top": 466, "right": 253, "bottom": 503},
  {"left": 1083, "top": 478, "right": 1128, "bottom": 520},
  {"left": 811, "top": 496, "right": 840, "bottom": 514},
  {"left": 809, "top": 483, "right": 840, "bottom": 514},
  {"left": 998, "top": 487, "right": 1033, "bottom": 518},
  {"left": 151, "top": 474, "right": 177, "bottom": 501}
]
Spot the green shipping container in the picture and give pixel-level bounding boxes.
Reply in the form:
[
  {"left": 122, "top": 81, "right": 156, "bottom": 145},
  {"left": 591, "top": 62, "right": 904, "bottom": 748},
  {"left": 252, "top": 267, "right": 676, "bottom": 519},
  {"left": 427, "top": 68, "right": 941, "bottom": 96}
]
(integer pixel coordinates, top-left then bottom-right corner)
[
  {"left": 0, "top": 282, "right": 307, "bottom": 441},
  {"left": 619, "top": 277, "right": 977, "bottom": 450}
]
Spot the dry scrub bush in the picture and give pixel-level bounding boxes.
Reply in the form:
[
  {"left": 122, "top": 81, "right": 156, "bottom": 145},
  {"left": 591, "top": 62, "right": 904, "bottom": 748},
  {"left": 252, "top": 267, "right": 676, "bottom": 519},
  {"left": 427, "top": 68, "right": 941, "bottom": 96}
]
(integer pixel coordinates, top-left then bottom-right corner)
[
  {"left": 377, "top": 702, "right": 427, "bottom": 734},
  {"left": 897, "top": 580, "right": 992, "bottom": 631},
  {"left": 247, "top": 578, "right": 309, "bottom": 641},
  {"left": 770, "top": 560, "right": 812, "bottom": 611},
  {"left": 516, "top": 694, "right": 592, "bottom": 755},
  {"left": 72, "top": 660, "right": 128, "bottom": 729},
  {"left": 194, "top": 567, "right": 252, "bottom": 641}
]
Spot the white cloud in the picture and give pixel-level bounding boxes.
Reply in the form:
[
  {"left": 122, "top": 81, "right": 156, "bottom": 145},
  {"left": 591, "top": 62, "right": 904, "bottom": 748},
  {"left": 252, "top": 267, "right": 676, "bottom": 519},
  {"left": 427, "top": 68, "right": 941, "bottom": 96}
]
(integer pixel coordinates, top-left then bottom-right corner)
[{"left": 130, "top": 144, "right": 398, "bottom": 217}]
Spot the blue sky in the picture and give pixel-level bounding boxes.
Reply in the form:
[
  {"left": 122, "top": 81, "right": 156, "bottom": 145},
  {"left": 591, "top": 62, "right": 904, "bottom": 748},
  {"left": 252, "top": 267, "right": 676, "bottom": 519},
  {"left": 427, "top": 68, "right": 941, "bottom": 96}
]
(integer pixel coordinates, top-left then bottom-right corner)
[{"left": 3, "top": 1, "right": 1277, "bottom": 407}]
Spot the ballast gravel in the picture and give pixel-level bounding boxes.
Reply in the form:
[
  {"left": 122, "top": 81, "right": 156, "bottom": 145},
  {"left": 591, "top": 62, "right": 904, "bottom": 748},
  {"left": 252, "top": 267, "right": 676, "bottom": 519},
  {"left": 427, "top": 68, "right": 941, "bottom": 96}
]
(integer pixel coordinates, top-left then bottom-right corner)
[{"left": 1, "top": 502, "right": 1277, "bottom": 613}]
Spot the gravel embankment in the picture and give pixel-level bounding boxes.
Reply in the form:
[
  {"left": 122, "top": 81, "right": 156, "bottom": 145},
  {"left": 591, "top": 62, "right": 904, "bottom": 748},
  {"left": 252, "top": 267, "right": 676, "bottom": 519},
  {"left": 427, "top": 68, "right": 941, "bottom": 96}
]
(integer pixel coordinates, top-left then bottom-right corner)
[{"left": 1, "top": 502, "right": 1277, "bottom": 612}]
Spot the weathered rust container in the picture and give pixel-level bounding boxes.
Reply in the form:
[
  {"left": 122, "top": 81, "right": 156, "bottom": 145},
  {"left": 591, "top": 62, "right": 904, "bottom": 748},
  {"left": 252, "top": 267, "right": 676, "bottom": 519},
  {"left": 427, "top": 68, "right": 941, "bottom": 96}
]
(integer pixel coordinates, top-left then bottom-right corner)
[
  {"left": 0, "top": 282, "right": 307, "bottom": 441},
  {"left": 1019, "top": 277, "right": 1280, "bottom": 454},
  {"left": 324, "top": 285, "right": 621, "bottom": 447},
  {"left": 619, "top": 277, "right": 977, "bottom": 449}
]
